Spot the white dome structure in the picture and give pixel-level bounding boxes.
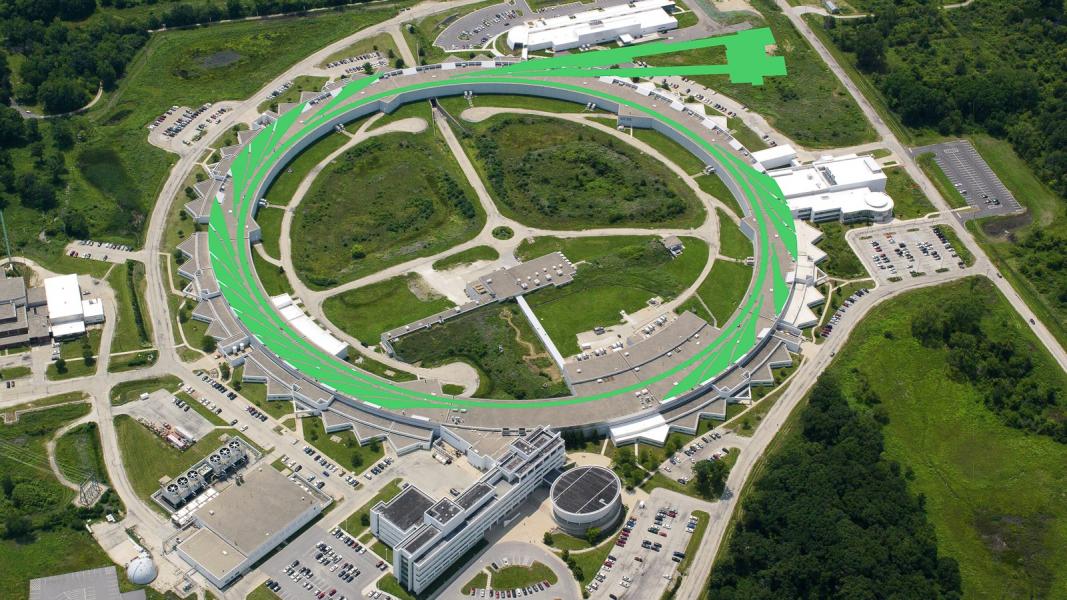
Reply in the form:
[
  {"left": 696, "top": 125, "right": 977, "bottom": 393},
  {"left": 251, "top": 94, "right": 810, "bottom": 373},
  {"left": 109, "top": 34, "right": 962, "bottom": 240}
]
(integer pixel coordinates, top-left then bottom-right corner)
[{"left": 126, "top": 553, "right": 158, "bottom": 585}]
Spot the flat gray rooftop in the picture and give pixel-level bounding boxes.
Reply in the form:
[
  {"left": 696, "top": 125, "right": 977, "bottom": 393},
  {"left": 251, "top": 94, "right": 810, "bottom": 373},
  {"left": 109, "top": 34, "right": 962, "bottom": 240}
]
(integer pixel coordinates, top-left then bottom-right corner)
[
  {"left": 380, "top": 486, "right": 434, "bottom": 532},
  {"left": 29, "top": 566, "right": 145, "bottom": 600},
  {"left": 552, "top": 466, "right": 619, "bottom": 514}
]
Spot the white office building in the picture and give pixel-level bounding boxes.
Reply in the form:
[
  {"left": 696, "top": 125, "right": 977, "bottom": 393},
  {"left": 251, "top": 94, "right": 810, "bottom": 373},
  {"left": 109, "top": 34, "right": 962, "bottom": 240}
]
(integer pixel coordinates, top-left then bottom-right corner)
[
  {"left": 371, "top": 427, "right": 565, "bottom": 593},
  {"left": 506, "top": 0, "right": 678, "bottom": 52},
  {"left": 45, "top": 274, "right": 87, "bottom": 338},
  {"left": 768, "top": 154, "right": 894, "bottom": 223}
]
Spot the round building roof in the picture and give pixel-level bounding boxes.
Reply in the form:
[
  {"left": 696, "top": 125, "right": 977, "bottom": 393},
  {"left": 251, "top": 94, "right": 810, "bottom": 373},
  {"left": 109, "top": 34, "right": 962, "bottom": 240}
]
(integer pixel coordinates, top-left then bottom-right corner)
[
  {"left": 126, "top": 554, "right": 158, "bottom": 585},
  {"left": 550, "top": 466, "right": 621, "bottom": 516}
]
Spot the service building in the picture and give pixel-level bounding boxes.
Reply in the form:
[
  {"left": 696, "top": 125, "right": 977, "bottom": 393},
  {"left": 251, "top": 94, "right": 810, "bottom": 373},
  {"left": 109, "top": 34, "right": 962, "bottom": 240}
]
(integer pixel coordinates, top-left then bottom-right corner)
[{"left": 507, "top": 0, "right": 678, "bottom": 52}]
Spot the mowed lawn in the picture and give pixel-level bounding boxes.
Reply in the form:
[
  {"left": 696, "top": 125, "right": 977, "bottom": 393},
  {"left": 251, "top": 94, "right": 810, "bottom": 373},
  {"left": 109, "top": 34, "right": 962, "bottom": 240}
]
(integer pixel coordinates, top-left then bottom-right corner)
[
  {"left": 884, "top": 166, "right": 936, "bottom": 220},
  {"left": 517, "top": 236, "right": 710, "bottom": 355},
  {"left": 292, "top": 127, "right": 484, "bottom": 289},
  {"left": 676, "top": 259, "right": 752, "bottom": 326},
  {"left": 113, "top": 415, "right": 236, "bottom": 506},
  {"left": 323, "top": 274, "right": 455, "bottom": 345},
  {"left": 716, "top": 209, "right": 752, "bottom": 260},
  {"left": 828, "top": 278, "right": 1067, "bottom": 599}
]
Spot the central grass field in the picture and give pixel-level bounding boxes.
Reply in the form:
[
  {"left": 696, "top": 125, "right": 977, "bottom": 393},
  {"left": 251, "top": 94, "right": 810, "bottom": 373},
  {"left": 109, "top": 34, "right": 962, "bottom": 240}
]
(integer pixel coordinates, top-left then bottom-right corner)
[
  {"left": 828, "top": 278, "right": 1067, "bottom": 599},
  {"left": 516, "top": 236, "right": 710, "bottom": 355},
  {"left": 324, "top": 274, "right": 455, "bottom": 346},
  {"left": 292, "top": 121, "right": 484, "bottom": 289},
  {"left": 392, "top": 303, "right": 570, "bottom": 400},
  {"left": 461, "top": 115, "right": 705, "bottom": 230}
]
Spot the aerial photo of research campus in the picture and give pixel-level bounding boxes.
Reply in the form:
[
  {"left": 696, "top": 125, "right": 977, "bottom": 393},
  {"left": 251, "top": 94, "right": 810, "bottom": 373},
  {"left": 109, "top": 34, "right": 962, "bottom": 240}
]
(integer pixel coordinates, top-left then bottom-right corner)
[{"left": 1, "top": 0, "right": 1065, "bottom": 599}]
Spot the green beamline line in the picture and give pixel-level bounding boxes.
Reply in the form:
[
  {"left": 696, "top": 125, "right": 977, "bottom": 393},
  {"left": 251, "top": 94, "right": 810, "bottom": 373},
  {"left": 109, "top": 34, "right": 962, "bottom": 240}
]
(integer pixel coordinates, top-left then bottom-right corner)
[{"left": 208, "top": 30, "right": 795, "bottom": 409}]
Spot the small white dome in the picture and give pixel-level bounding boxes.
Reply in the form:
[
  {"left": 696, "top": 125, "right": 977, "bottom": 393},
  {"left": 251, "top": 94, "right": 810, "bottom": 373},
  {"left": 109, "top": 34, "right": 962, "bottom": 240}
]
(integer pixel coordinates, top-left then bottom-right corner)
[{"left": 126, "top": 553, "right": 158, "bottom": 585}]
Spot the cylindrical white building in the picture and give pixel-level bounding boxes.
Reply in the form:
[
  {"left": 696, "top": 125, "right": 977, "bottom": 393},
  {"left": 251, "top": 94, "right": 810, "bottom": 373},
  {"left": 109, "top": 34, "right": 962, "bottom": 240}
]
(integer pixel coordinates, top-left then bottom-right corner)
[{"left": 550, "top": 466, "right": 623, "bottom": 535}]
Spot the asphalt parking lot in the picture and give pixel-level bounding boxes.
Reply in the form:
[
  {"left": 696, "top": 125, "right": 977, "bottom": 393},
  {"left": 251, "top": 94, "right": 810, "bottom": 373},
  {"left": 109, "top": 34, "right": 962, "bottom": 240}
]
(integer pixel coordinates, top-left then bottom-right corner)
[
  {"left": 854, "top": 223, "right": 970, "bottom": 285},
  {"left": 588, "top": 501, "right": 696, "bottom": 598},
  {"left": 261, "top": 525, "right": 386, "bottom": 600},
  {"left": 911, "top": 140, "right": 1021, "bottom": 218}
]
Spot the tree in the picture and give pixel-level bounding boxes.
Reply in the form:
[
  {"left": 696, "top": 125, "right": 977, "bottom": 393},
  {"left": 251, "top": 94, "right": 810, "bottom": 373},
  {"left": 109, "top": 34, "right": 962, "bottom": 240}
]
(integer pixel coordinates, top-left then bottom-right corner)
[
  {"left": 15, "top": 172, "right": 57, "bottom": 211},
  {"left": 54, "top": 357, "right": 67, "bottom": 374},
  {"left": 219, "top": 362, "right": 231, "bottom": 381},
  {"left": 81, "top": 343, "right": 95, "bottom": 367},
  {"left": 37, "top": 78, "right": 90, "bottom": 114},
  {"left": 362, "top": 62, "right": 373, "bottom": 75},
  {"left": 693, "top": 458, "right": 729, "bottom": 499},
  {"left": 584, "top": 526, "right": 600, "bottom": 546},
  {"left": 201, "top": 335, "right": 217, "bottom": 353},
  {"left": 350, "top": 453, "right": 364, "bottom": 469},
  {"left": 0, "top": 473, "right": 13, "bottom": 497},
  {"left": 543, "top": 532, "right": 554, "bottom": 546},
  {"left": 360, "top": 513, "right": 370, "bottom": 527},
  {"left": 3, "top": 515, "right": 31, "bottom": 540}
]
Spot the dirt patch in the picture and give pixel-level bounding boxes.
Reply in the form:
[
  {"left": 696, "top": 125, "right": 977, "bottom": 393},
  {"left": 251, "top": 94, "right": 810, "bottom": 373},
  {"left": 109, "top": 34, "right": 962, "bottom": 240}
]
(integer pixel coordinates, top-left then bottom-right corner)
[
  {"left": 974, "top": 511, "right": 1055, "bottom": 596},
  {"left": 979, "top": 210, "right": 1032, "bottom": 240},
  {"left": 199, "top": 50, "right": 242, "bottom": 69},
  {"left": 406, "top": 275, "right": 444, "bottom": 302}
]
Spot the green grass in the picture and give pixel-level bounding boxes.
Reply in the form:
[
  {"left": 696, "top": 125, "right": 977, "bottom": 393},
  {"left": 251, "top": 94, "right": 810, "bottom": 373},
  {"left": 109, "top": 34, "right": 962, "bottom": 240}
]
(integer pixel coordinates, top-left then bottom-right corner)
[
  {"left": 252, "top": 250, "right": 294, "bottom": 297},
  {"left": 676, "top": 260, "right": 752, "bottom": 326},
  {"left": 54, "top": 422, "right": 110, "bottom": 485},
  {"left": 492, "top": 561, "right": 558, "bottom": 590},
  {"left": 461, "top": 115, "right": 705, "bottom": 230},
  {"left": 726, "top": 117, "right": 768, "bottom": 151},
  {"left": 371, "top": 540, "right": 393, "bottom": 562},
  {"left": 254, "top": 206, "right": 284, "bottom": 259},
  {"left": 246, "top": 582, "right": 280, "bottom": 600},
  {"left": 0, "top": 365, "right": 31, "bottom": 380},
  {"left": 437, "top": 94, "right": 596, "bottom": 117},
  {"left": 110, "top": 375, "right": 183, "bottom": 405},
  {"left": 462, "top": 572, "right": 488, "bottom": 594},
  {"left": 565, "top": 537, "right": 616, "bottom": 587},
  {"left": 341, "top": 478, "right": 403, "bottom": 536},
  {"left": 2, "top": 392, "right": 87, "bottom": 420},
  {"left": 179, "top": 391, "right": 228, "bottom": 427},
  {"left": 884, "top": 166, "right": 935, "bottom": 220},
  {"left": 105, "top": 260, "right": 153, "bottom": 355},
  {"left": 917, "top": 153, "right": 968, "bottom": 209},
  {"left": 377, "top": 573, "right": 417, "bottom": 600},
  {"left": 323, "top": 274, "right": 455, "bottom": 345},
  {"left": 678, "top": 510, "right": 709, "bottom": 574},
  {"left": 516, "top": 236, "right": 710, "bottom": 355},
  {"left": 962, "top": 134, "right": 1067, "bottom": 350},
  {"left": 492, "top": 226, "right": 513, "bottom": 240},
  {"left": 56, "top": 330, "right": 101, "bottom": 361},
  {"left": 814, "top": 222, "right": 866, "bottom": 279},
  {"left": 113, "top": 415, "right": 243, "bottom": 507},
  {"left": 240, "top": 383, "right": 293, "bottom": 422},
  {"left": 630, "top": 127, "right": 708, "bottom": 175},
  {"left": 717, "top": 210, "right": 752, "bottom": 260},
  {"left": 293, "top": 120, "right": 484, "bottom": 289},
  {"left": 932, "top": 225, "right": 974, "bottom": 267},
  {"left": 643, "top": 0, "right": 875, "bottom": 148},
  {"left": 826, "top": 277, "right": 1067, "bottom": 599},
  {"left": 257, "top": 75, "right": 328, "bottom": 114},
  {"left": 301, "top": 417, "right": 384, "bottom": 473},
  {"left": 107, "top": 350, "right": 159, "bottom": 373},
  {"left": 346, "top": 350, "right": 416, "bottom": 382},
  {"left": 393, "top": 303, "right": 569, "bottom": 400},
  {"left": 696, "top": 172, "right": 744, "bottom": 218},
  {"left": 262, "top": 131, "right": 350, "bottom": 207},
  {"left": 432, "top": 246, "right": 499, "bottom": 270}
]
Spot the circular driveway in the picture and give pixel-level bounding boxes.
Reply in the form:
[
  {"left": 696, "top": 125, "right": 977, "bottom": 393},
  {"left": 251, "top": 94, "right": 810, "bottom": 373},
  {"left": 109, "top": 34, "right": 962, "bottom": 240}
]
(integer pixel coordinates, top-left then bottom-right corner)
[{"left": 438, "top": 540, "right": 578, "bottom": 599}]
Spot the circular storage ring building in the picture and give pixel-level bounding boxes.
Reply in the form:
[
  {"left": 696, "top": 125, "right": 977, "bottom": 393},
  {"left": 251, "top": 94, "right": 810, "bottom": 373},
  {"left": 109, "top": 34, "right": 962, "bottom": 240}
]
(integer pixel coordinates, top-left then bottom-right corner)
[{"left": 550, "top": 466, "right": 623, "bottom": 536}]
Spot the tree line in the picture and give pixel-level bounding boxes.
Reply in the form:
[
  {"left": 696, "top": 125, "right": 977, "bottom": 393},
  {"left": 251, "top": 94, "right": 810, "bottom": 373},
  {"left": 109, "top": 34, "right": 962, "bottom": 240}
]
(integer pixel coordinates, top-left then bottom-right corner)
[
  {"left": 821, "top": 0, "right": 1066, "bottom": 197},
  {"left": 709, "top": 375, "right": 963, "bottom": 599}
]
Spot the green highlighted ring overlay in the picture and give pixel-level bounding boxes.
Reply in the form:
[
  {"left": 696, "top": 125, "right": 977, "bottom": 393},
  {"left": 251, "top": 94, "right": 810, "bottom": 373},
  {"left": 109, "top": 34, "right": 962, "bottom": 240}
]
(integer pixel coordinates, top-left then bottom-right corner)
[{"left": 210, "top": 28, "right": 795, "bottom": 410}]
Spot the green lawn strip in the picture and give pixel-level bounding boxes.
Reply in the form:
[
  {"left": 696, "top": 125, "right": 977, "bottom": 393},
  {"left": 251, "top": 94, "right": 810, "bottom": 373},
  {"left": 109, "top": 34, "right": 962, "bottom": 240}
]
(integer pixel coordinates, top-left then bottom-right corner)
[
  {"left": 549, "top": 516, "right": 625, "bottom": 551},
  {"left": 176, "top": 297, "right": 211, "bottom": 353},
  {"left": 563, "top": 539, "right": 615, "bottom": 586},
  {"left": 883, "top": 166, "right": 935, "bottom": 220},
  {"left": 371, "top": 540, "right": 393, "bottom": 562},
  {"left": 491, "top": 561, "right": 558, "bottom": 590},
  {"left": 516, "top": 236, "right": 709, "bottom": 355},
  {"left": 254, "top": 206, "right": 284, "bottom": 259},
  {"left": 717, "top": 209, "right": 752, "bottom": 260},
  {"left": 724, "top": 362, "right": 798, "bottom": 436},
  {"left": 178, "top": 391, "right": 228, "bottom": 427},
  {"left": 239, "top": 382, "right": 294, "bottom": 421},
  {"left": 246, "top": 582, "right": 281, "bottom": 600},
  {"left": 345, "top": 350, "right": 416, "bottom": 382},
  {"left": 107, "top": 350, "right": 159, "bottom": 373},
  {"left": 677, "top": 510, "right": 709, "bottom": 574},
  {"left": 105, "top": 260, "right": 152, "bottom": 353},
  {"left": 257, "top": 75, "right": 329, "bottom": 114},
  {"left": 676, "top": 260, "right": 752, "bottom": 326},
  {"left": 438, "top": 94, "right": 597, "bottom": 116},
  {"left": 54, "top": 422, "right": 110, "bottom": 485},
  {"left": 459, "top": 114, "right": 705, "bottom": 230},
  {"left": 319, "top": 32, "right": 400, "bottom": 69},
  {"left": 630, "top": 127, "right": 708, "bottom": 175},
  {"left": 59, "top": 329, "right": 102, "bottom": 360},
  {"left": 301, "top": 417, "right": 384, "bottom": 474},
  {"left": 961, "top": 133, "right": 1067, "bottom": 349},
  {"left": 825, "top": 277, "right": 1067, "bottom": 598},
  {"left": 46, "top": 337, "right": 101, "bottom": 380},
  {"left": 292, "top": 122, "right": 484, "bottom": 289},
  {"left": 110, "top": 375, "right": 183, "bottom": 405},
  {"left": 0, "top": 365, "right": 31, "bottom": 379},
  {"left": 393, "top": 302, "right": 568, "bottom": 399},
  {"left": 726, "top": 117, "right": 768, "bottom": 151},
  {"left": 931, "top": 225, "right": 973, "bottom": 267},
  {"left": 813, "top": 222, "right": 866, "bottom": 279},
  {"left": 323, "top": 274, "right": 455, "bottom": 345},
  {"left": 262, "top": 131, "right": 350, "bottom": 207},
  {"left": 2, "top": 392, "right": 88, "bottom": 420},
  {"left": 432, "top": 245, "right": 499, "bottom": 270},
  {"left": 252, "top": 250, "right": 294, "bottom": 297},
  {"left": 376, "top": 574, "right": 416, "bottom": 600},
  {"left": 341, "top": 478, "right": 403, "bottom": 536},
  {"left": 916, "top": 153, "right": 968, "bottom": 209},
  {"left": 636, "top": 417, "right": 720, "bottom": 467},
  {"left": 695, "top": 173, "right": 744, "bottom": 218},
  {"left": 113, "top": 415, "right": 245, "bottom": 508},
  {"left": 462, "top": 572, "right": 488, "bottom": 594},
  {"left": 673, "top": 0, "right": 699, "bottom": 28}
]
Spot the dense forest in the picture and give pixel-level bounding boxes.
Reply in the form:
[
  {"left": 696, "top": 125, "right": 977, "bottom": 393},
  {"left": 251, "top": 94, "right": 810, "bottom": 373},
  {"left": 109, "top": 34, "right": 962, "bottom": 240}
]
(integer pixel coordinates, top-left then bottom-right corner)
[
  {"left": 910, "top": 290, "right": 1066, "bottom": 442},
  {"left": 709, "top": 375, "right": 963, "bottom": 599},
  {"left": 822, "top": 0, "right": 1065, "bottom": 197}
]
